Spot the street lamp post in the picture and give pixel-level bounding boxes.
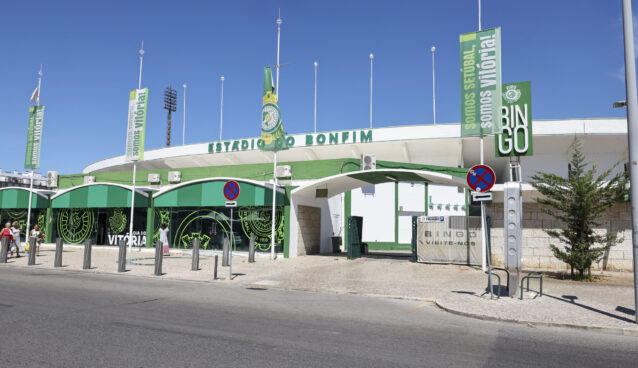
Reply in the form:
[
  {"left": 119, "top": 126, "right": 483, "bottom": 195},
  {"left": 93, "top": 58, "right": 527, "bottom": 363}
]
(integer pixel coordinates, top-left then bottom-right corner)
[{"left": 621, "top": 0, "right": 638, "bottom": 324}]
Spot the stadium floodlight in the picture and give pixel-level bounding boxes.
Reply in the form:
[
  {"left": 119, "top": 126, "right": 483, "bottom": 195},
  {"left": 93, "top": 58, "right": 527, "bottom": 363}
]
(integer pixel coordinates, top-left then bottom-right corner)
[{"left": 164, "top": 86, "right": 177, "bottom": 146}]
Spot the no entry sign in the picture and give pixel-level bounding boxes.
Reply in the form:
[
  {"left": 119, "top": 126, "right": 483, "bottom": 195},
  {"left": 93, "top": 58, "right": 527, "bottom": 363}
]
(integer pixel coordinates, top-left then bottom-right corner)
[
  {"left": 223, "top": 180, "right": 240, "bottom": 201},
  {"left": 467, "top": 165, "right": 496, "bottom": 192}
]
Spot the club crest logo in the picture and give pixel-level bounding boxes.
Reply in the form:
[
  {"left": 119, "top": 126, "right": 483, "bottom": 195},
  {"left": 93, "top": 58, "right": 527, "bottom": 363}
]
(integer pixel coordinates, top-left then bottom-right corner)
[
  {"left": 503, "top": 85, "right": 522, "bottom": 103},
  {"left": 261, "top": 103, "right": 280, "bottom": 133}
]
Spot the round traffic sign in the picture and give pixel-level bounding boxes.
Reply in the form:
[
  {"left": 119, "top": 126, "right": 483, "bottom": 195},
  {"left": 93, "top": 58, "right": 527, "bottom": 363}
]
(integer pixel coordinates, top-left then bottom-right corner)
[
  {"left": 467, "top": 165, "right": 496, "bottom": 192},
  {"left": 223, "top": 181, "right": 240, "bottom": 201}
]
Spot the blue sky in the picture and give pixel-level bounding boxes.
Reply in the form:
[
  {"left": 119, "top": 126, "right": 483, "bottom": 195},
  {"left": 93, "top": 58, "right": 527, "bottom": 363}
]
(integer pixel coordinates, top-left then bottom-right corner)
[{"left": 0, "top": 0, "right": 632, "bottom": 174}]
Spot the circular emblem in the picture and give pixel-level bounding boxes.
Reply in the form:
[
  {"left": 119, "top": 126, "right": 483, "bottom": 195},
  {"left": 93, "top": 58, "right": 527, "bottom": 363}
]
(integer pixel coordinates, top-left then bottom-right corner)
[
  {"left": 57, "top": 208, "right": 95, "bottom": 244},
  {"left": 262, "top": 103, "right": 280, "bottom": 133},
  {"left": 503, "top": 85, "right": 521, "bottom": 103}
]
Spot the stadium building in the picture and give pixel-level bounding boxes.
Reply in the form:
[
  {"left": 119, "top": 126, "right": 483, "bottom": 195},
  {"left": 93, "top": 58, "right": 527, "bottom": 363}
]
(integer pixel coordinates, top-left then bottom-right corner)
[{"left": 0, "top": 118, "right": 632, "bottom": 270}]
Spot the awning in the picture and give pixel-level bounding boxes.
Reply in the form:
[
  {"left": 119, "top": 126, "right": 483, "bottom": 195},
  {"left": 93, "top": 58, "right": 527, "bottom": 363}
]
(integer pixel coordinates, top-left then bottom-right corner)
[
  {"left": 51, "top": 183, "right": 150, "bottom": 208},
  {"left": 291, "top": 169, "right": 471, "bottom": 199},
  {"left": 0, "top": 187, "right": 49, "bottom": 209}
]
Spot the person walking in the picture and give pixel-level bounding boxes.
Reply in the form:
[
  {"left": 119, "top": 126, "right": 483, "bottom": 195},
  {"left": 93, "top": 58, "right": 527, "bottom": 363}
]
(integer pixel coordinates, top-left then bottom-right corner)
[
  {"left": 10, "top": 221, "right": 21, "bottom": 258},
  {"left": 29, "top": 224, "right": 45, "bottom": 256},
  {"left": 1, "top": 223, "right": 14, "bottom": 255},
  {"left": 159, "top": 223, "right": 170, "bottom": 256}
]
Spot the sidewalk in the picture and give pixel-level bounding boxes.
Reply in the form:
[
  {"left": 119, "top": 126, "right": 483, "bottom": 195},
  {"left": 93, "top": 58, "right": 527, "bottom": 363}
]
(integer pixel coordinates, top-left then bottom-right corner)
[{"left": 2, "top": 244, "right": 637, "bottom": 336}]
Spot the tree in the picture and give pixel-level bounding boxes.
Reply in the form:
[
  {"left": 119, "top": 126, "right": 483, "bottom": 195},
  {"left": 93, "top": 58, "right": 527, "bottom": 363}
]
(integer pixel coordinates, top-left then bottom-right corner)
[{"left": 529, "top": 138, "right": 628, "bottom": 279}]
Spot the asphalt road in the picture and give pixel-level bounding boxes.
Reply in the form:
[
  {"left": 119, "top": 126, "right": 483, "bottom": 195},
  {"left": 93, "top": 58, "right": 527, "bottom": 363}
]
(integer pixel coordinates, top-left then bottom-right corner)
[{"left": 0, "top": 267, "right": 637, "bottom": 368}]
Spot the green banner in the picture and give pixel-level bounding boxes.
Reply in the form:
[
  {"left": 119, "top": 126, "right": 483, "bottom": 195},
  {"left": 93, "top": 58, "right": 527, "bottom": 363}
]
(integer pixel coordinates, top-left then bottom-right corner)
[
  {"left": 496, "top": 81, "right": 533, "bottom": 157},
  {"left": 24, "top": 105, "right": 45, "bottom": 169},
  {"left": 260, "top": 67, "right": 288, "bottom": 151},
  {"left": 125, "top": 88, "right": 148, "bottom": 161},
  {"left": 460, "top": 27, "right": 502, "bottom": 137}
]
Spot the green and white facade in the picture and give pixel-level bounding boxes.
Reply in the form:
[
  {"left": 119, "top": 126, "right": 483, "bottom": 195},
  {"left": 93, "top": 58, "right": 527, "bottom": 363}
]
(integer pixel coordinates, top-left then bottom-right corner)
[{"left": 2, "top": 118, "right": 634, "bottom": 270}]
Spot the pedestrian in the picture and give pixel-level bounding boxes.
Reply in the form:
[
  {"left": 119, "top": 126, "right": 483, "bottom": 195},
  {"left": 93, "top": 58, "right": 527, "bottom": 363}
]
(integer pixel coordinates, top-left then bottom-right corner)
[
  {"left": 29, "top": 224, "right": 45, "bottom": 256},
  {"left": 159, "top": 223, "right": 170, "bottom": 256},
  {"left": 1, "top": 222, "right": 14, "bottom": 255},
  {"left": 10, "top": 221, "right": 21, "bottom": 258}
]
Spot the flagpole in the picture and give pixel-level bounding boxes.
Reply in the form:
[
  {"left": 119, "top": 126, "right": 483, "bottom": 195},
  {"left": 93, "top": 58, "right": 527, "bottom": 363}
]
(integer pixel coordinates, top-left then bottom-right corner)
[
  {"left": 314, "top": 61, "right": 318, "bottom": 133},
  {"left": 270, "top": 152, "right": 278, "bottom": 260},
  {"left": 431, "top": 46, "right": 436, "bottom": 125},
  {"left": 276, "top": 9, "right": 282, "bottom": 96},
  {"left": 129, "top": 41, "right": 144, "bottom": 254},
  {"left": 26, "top": 65, "right": 42, "bottom": 245},
  {"left": 369, "top": 53, "right": 374, "bottom": 129},
  {"left": 182, "top": 83, "right": 187, "bottom": 145},
  {"left": 220, "top": 76, "right": 225, "bottom": 140}
]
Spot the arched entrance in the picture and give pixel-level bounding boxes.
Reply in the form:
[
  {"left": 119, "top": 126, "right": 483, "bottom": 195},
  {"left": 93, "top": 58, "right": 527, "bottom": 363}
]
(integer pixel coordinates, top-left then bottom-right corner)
[{"left": 289, "top": 168, "right": 471, "bottom": 258}]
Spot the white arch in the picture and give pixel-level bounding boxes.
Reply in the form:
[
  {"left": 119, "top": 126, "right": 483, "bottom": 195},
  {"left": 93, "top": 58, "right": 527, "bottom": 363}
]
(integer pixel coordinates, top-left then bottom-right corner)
[
  {"left": 0, "top": 186, "right": 50, "bottom": 200},
  {"left": 50, "top": 182, "right": 152, "bottom": 200},
  {"left": 291, "top": 169, "right": 469, "bottom": 199}
]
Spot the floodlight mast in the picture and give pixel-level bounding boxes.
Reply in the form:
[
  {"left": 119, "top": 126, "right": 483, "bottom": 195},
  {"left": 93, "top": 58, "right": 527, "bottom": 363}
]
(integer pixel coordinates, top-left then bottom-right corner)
[{"left": 164, "top": 86, "right": 177, "bottom": 147}]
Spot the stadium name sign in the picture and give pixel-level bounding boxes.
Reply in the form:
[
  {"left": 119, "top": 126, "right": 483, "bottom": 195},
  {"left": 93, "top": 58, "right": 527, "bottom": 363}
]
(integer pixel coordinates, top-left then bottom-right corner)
[{"left": 208, "top": 129, "right": 373, "bottom": 153}]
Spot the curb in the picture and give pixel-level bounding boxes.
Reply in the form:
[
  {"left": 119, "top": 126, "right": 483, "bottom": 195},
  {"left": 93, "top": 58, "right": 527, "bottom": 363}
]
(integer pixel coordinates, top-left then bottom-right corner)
[{"left": 434, "top": 300, "right": 638, "bottom": 337}]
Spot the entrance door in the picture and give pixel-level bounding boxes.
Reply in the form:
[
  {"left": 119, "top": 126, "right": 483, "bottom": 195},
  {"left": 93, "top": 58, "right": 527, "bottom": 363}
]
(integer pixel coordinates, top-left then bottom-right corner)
[{"left": 96, "top": 212, "right": 108, "bottom": 245}]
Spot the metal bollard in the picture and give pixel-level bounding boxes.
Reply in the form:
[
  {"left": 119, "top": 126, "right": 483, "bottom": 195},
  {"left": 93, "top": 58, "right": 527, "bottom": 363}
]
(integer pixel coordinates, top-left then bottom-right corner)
[
  {"left": 213, "top": 255, "right": 218, "bottom": 280},
  {"left": 0, "top": 237, "right": 8, "bottom": 263},
  {"left": 83, "top": 239, "right": 92, "bottom": 270},
  {"left": 192, "top": 238, "right": 200, "bottom": 271},
  {"left": 248, "top": 235, "right": 255, "bottom": 263},
  {"left": 154, "top": 240, "right": 163, "bottom": 276},
  {"left": 117, "top": 239, "right": 127, "bottom": 272},
  {"left": 28, "top": 238, "right": 36, "bottom": 266},
  {"left": 54, "top": 238, "right": 63, "bottom": 267},
  {"left": 222, "top": 237, "right": 229, "bottom": 267}
]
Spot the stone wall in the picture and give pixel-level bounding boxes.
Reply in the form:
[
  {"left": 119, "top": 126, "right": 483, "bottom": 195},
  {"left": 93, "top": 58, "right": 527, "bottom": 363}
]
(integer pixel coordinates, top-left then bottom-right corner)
[
  {"left": 296, "top": 205, "right": 321, "bottom": 256},
  {"left": 486, "top": 202, "right": 633, "bottom": 271}
]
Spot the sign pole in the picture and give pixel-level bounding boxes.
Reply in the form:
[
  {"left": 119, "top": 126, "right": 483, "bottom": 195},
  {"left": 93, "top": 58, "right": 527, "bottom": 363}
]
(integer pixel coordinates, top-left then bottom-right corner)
[
  {"left": 270, "top": 151, "right": 278, "bottom": 260},
  {"left": 622, "top": 0, "right": 638, "bottom": 324},
  {"left": 25, "top": 66, "right": 43, "bottom": 243},
  {"left": 480, "top": 137, "right": 487, "bottom": 271},
  {"left": 129, "top": 42, "right": 144, "bottom": 254},
  {"left": 229, "top": 207, "right": 233, "bottom": 280},
  {"left": 128, "top": 160, "right": 137, "bottom": 254}
]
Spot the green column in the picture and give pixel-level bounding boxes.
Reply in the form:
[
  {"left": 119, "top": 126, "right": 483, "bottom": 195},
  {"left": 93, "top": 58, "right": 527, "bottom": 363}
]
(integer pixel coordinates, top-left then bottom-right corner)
[
  {"left": 45, "top": 195, "right": 53, "bottom": 243},
  {"left": 344, "top": 191, "right": 351, "bottom": 252},
  {"left": 424, "top": 183, "right": 429, "bottom": 216},
  {"left": 145, "top": 195, "right": 154, "bottom": 248}
]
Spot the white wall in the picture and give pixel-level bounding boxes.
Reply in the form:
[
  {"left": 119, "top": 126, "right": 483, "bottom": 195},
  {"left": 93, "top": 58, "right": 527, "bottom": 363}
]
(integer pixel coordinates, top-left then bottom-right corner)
[
  {"left": 351, "top": 182, "right": 395, "bottom": 242},
  {"left": 427, "top": 184, "right": 466, "bottom": 216},
  {"left": 398, "top": 182, "right": 425, "bottom": 244}
]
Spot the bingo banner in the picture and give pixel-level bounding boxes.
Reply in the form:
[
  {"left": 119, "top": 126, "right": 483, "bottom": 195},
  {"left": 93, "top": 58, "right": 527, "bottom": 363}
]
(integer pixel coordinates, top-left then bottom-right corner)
[{"left": 496, "top": 81, "right": 533, "bottom": 157}]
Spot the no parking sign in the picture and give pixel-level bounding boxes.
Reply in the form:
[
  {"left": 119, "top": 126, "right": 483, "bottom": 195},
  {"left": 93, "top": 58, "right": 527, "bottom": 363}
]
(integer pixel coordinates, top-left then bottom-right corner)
[
  {"left": 467, "top": 165, "right": 496, "bottom": 192},
  {"left": 223, "top": 181, "right": 240, "bottom": 201}
]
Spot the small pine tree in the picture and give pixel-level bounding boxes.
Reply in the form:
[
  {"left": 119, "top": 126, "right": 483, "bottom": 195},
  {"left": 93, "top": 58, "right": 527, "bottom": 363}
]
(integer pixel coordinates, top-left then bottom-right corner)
[{"left": 529, "top": 138, "right": 628, "bottom": 279}]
